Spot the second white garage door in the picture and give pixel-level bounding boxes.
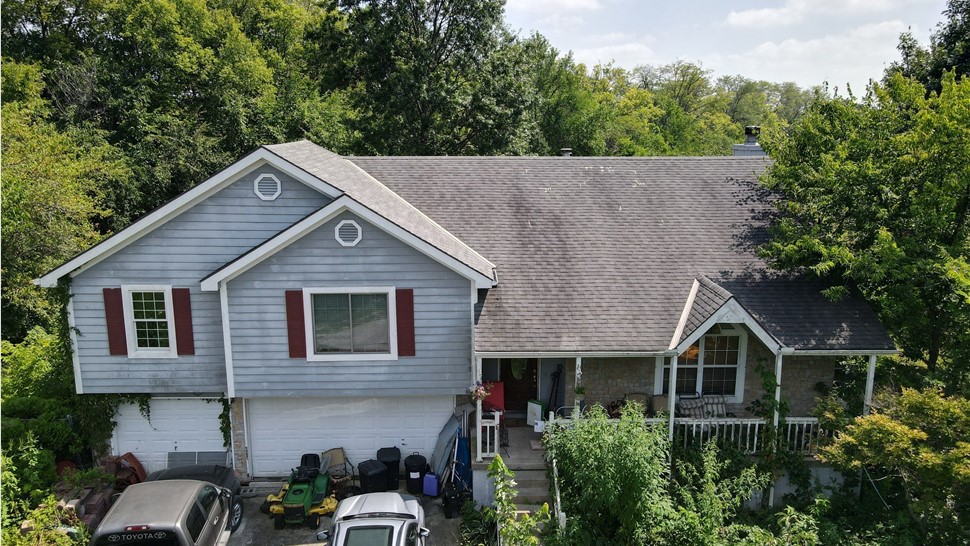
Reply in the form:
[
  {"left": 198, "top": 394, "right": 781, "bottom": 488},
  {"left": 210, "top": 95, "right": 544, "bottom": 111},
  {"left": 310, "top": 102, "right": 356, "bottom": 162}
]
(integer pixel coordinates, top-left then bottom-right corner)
[{"left": 246, "top": 396, "right": 455, "bottom": 477}]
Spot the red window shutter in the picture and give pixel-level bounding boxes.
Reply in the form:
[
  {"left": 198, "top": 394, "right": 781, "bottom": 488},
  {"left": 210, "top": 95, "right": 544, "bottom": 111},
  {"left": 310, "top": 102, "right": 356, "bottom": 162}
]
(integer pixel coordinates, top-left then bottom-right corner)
[
  {"left": 103, "top": 288, "right": 127, "bottom": 355},
  {"left": 172, "top": 288, "right": 195, "bottom": 355},
  {"left": 396, "top": 288, "right": 415, "bottom": 357},
  {"left": 285, "top": 290, "right": 306, "bottom": 358}
]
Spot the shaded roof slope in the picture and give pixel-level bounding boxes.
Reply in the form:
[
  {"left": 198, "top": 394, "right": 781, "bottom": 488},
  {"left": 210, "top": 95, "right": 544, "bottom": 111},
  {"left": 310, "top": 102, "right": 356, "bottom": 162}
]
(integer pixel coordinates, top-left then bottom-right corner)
[{"left": 350, "top": 155, "right": 894, "bottom": 353}]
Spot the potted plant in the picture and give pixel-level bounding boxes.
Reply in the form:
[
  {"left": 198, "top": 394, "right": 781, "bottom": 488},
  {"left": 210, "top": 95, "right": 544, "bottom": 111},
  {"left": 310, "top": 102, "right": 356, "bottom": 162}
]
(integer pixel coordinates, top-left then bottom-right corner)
[{"left": 574, "top": 385, "right": 587, "bottom": 415}]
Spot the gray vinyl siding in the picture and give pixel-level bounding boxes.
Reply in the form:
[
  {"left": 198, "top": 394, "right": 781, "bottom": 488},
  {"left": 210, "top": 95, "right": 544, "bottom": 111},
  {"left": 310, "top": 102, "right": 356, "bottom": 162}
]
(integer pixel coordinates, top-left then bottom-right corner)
[
  {"left": 228, "top": 211, "right": 473, "bottom": 398},
  {"left": 70, "top": 167, "right": 332, "bottom": 394}
]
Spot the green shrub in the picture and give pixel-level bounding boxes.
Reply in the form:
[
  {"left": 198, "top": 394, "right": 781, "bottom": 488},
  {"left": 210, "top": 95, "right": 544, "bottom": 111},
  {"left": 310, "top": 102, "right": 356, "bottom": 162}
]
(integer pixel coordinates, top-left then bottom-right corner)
[
  {"left": 1, "top": 433, "right": 57, "bottom": 526},
  {"left": 0, "top": 495, "right": 88, "bottom": 546},
  {"left": 543, "top": 403, "right": 677, "bottom": 544}
]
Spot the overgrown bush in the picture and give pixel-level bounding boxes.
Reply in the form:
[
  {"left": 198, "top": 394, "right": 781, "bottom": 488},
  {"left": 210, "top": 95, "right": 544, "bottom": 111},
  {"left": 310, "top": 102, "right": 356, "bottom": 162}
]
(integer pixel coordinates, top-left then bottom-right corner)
[
  {"left": 0, "top": 495, "right": 88, "bottom": 546},
  {"left": 543, "top": 403, "right": 676, "bottom": 544},
  {"left": 486, "top": 455, "right": 549, "bottom": 546},
  {"left": 459, "top": 500, "right": 496, "bottom": 546},
  {"left": 1, "top": 434, "right": 57, "bottom": 527},
  {"left": 819, "top": 388, "right": 970, "bottom": 544}
]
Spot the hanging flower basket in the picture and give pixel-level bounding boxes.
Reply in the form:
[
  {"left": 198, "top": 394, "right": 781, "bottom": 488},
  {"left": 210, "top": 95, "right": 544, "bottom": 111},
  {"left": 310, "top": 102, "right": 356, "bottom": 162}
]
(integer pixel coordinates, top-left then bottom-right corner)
[{"left": 469, "top": 381, "right": 492, "bottom": 402}]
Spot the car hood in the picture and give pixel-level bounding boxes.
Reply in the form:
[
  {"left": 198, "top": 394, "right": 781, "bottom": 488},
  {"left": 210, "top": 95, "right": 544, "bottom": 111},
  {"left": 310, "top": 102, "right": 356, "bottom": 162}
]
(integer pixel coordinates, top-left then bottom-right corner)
[{"left": 333, "top": 493, "right": 421, "bottom": 522}]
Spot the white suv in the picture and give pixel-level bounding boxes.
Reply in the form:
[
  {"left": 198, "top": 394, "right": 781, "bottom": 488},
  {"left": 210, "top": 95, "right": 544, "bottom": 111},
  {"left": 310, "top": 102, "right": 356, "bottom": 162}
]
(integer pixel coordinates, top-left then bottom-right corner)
[{"left": 317, "top": 493, "right": 431, "bottom": 546}]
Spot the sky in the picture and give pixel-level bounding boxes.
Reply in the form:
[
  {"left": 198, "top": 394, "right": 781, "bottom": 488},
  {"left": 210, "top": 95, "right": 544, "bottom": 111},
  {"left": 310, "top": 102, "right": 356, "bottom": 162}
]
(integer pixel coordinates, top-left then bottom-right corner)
[{"left": 503, "top": 0, "right": 949, "bottom": 93}]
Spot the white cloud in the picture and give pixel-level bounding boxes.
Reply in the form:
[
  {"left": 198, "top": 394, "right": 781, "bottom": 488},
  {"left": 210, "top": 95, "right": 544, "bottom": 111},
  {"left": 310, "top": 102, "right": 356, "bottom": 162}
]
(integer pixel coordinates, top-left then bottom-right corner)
[
  {"left": 573, "top": 41, "right": 657, "bottom": 68},
  {"left": 505, "top": 0, "right": 602, "bottom": 14},
  {"left": 726, "top": 0, "right": 901, "bottom": 28},
  {"left": 713, "top": 21, "right": 909, "bottom": 90},
  {"left": 530, "top": 14, "right": 586, "bottom": 34}
]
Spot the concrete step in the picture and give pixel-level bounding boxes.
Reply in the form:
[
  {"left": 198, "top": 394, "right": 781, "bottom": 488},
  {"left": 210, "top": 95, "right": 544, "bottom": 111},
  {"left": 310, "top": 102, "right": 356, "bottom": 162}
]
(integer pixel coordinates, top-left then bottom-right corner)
[
  {"left": 503, "top": 459, "right": 547, "bottom": 471},
  {"left": 512, "top": 469, "right": 548, "bottom": 482}
]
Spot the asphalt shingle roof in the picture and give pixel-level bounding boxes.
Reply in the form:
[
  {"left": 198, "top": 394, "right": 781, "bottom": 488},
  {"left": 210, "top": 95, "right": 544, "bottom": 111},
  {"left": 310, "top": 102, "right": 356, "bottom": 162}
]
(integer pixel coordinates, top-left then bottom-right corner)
[
  {"left": 348, "top": 155, "right": 895, "bottom": 353},
  {"left": 264, "top": 142, "right": 495, "bottom": 281},
  {"left": 680, "top": 275, "right": 734, "bottom": 345}
]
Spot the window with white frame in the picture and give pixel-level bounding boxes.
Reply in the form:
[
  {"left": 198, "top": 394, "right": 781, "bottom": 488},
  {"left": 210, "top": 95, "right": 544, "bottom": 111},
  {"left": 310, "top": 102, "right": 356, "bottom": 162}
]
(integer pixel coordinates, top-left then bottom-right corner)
[
  {"left": 660, "top": 327, "right": 747, "bottom": 401},
  {"left": 122, "top": 285, "right": 177, "bottom": 358},
  {"left": 304, "top": 287, "right": 397, "bottom": 360}
]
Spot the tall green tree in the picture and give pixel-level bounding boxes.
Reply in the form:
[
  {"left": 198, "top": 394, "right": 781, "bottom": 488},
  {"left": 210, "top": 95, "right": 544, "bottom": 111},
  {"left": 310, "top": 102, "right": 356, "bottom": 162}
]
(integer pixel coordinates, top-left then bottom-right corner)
[
  {"left": 518, "top": 33, "right": 600, "bottom": 156},
  {"left": 0, "top": 61, "right": 131, "bottom": 340},
  {"left": 333, "top": 0, "right": 534, "bottom": 155},
  {"left": 887, "top": 0, "right": 969, "bottom": 94},
  {"left": 760, "top": 72, "right": 970, "bottom": 387}
]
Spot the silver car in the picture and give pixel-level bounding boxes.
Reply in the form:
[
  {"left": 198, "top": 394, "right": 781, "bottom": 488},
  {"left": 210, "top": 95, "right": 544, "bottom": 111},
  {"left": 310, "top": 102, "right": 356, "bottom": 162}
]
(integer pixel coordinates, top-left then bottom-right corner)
[
  {"left": 317, "top": 493, "right": 430, "bottom": 546},
  {"left": 90, "top": 480, "right": 233, "bottom": 546}
]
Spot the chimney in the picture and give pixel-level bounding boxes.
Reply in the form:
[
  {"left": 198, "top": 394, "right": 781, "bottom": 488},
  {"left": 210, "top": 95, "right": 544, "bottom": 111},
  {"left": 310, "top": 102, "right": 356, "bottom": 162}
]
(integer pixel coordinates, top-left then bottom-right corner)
[
  {"left": 732, "top": 126, "right": 766, "bottom": 157},
  {"left": 559, "top": 148, "right": 572, "bottom": 157}
]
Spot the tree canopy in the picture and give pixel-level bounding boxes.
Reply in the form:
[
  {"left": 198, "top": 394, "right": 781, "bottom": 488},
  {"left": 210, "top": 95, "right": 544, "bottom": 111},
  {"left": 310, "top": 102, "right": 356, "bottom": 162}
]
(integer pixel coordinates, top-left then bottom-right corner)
[{"left": 760, "top": 71, "right": 970, "bottom": 388}]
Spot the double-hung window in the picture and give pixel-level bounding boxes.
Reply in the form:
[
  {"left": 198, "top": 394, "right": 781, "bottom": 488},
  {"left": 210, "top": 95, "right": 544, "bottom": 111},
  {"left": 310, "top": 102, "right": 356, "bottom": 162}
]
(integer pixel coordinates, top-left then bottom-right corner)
[
  {"left": 661, "top": 328, "right": 747, "bottom": 403},
  {"left": 304, "top": 287, "right": 397, "bottom": 361},
  {"left": 121, "top": 285, "right": 177, "bottom": 358}
]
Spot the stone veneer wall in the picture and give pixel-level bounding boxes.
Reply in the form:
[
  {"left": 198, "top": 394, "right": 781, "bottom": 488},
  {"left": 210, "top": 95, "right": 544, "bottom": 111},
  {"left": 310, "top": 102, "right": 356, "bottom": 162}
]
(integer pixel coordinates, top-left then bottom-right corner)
[
  {"left": 560, "top": 334, "right": 839, "bottom": 418},
  {"left": 577, "top": 357, "right": 656, "bottom": 407},
  {"left": 740, "top": 338, "right": 837, "bottom": 417},
  {"left": 230, "top": 399, "right": 250, "bottom": 480}
]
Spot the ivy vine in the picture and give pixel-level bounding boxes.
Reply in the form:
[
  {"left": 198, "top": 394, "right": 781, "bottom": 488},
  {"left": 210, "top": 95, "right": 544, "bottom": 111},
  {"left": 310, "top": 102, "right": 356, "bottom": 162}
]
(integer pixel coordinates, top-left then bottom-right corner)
[{"left": 205, "top": 397, "right": 232, "bottom": 448}]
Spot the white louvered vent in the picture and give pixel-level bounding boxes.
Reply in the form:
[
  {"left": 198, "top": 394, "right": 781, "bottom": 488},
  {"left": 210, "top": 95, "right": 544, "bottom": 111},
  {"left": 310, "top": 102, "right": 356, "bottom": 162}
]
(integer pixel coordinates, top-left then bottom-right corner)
[
  {"left": 335, "top": 220, "right": 362, "bottom": 247},
  {"left": 254, "top": 174, "right": 281, "bottom": 201}
]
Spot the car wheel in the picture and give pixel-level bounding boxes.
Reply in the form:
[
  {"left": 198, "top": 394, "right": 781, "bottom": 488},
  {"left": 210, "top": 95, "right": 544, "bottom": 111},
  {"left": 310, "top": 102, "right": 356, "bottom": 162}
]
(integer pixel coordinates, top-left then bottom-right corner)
[
  {"left": 274, "top": 515, "right": 285, "bottom": 530},
  {"left": 227, "top": 496, "right": 244, "bottom": 532},
  {"left": 306, "top": 514, "right": 319, "bottom": 529}
]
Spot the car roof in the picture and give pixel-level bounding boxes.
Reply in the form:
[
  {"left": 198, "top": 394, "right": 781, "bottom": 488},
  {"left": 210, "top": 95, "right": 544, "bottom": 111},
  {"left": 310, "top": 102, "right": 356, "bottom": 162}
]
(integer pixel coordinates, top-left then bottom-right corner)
[
  {"left": 96, "top": 480, "right": 208, "bottom": 532},
  {"left": 147, "top": 464, "right": 233, "bottom": 488},
  {"left": 333, "top": 493, "right": 420, "bottom": 522}
]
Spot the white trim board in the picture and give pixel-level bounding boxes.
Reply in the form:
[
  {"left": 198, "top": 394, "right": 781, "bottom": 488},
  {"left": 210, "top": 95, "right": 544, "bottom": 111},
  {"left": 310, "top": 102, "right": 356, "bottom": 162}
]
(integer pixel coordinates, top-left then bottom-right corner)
[
  {"left": 674, "top": 298, "right": 781, "bottom": 355},
  {"left": 34, "top": 149, "right": 343, "bottom": 287},
  {"left": 200, "top": 196, "right": 495, "bottom": 291}
]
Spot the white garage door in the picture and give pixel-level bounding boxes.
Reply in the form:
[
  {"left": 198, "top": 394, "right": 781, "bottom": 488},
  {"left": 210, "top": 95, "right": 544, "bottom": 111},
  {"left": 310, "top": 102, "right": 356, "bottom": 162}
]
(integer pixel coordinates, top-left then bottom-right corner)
[
  {"left": 247, "top": 397, "right": 455, "bottom": 477},
  {"left": 112, "top": 398, "right": 226, "bottom": 474}
]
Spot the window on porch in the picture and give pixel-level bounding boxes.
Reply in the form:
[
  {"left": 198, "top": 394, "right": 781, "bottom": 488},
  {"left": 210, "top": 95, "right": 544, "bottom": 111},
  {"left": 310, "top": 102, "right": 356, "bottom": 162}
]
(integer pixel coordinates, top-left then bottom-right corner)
[{"left": 662, "top": 332, "right": 746, "bottom": 400}]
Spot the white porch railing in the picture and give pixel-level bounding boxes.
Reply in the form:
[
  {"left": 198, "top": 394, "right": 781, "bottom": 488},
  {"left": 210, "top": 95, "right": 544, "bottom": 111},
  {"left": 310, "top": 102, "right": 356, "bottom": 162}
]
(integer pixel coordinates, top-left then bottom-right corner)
[
  {"left": 543, "top": 413, "right": 827, "bottom": 456},
  {"left": 479, "top": 411, "right": 502, "bottom": 458}
]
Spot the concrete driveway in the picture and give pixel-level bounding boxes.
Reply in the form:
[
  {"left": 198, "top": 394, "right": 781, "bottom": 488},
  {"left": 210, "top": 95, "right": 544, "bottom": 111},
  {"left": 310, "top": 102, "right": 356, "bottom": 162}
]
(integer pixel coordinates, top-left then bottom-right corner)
[{"left": 229, "top": 489, "right": 462, "bottom": 546}]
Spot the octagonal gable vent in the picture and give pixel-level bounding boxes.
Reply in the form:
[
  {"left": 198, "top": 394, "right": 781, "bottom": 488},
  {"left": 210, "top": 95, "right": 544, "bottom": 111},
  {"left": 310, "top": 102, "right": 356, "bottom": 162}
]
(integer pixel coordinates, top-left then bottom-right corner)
[
  {"left": 335, "top": 220, "right": 362, "bottom": 247},
  {"left": 254, "top": 174, "right": 281, "bottom": 201}
]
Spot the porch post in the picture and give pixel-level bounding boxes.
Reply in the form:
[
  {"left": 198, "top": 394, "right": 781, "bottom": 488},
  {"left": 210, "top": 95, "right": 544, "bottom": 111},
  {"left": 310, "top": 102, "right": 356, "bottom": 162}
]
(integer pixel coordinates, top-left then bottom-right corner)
[
  {"left": 863, "top": 354, "right": 877, "bottom": 415},
  {"left": 668, "top": 354, "right": 678, "bottom": 443},
  {"left": 475, "top": 356, "right": 483, "bottom": 462},
  {"left": 768, "top": 348, "right": 792, "bottom": 508},
  {"left": 772, "top": 352, "right": 784, "bottom": 430},
  {"left": 574, "top": 356, "right": 583, "bottom": 389}
]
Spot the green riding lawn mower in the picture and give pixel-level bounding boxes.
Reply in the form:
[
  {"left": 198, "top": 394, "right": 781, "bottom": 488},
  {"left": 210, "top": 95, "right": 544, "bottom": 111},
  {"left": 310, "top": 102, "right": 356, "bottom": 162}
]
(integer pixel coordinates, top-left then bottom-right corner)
[{"left": 259, "top": 453, "right": 339, "bottom": 529}]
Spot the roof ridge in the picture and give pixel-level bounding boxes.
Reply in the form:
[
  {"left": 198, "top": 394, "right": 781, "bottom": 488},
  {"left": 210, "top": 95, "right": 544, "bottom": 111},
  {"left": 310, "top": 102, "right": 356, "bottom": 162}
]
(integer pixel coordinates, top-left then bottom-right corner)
[
  {"left": 339, "top": 155, "right": 497, "bottom": 273},
  {"left": 696, "top": 274, "right": 733, "bottom": 300}
]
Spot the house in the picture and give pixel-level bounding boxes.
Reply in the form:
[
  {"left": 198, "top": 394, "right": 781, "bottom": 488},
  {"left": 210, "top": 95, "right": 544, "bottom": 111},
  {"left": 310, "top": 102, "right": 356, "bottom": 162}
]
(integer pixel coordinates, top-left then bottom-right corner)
[{"left": 36, "top": 140, "right": 895, "bottom": 480}]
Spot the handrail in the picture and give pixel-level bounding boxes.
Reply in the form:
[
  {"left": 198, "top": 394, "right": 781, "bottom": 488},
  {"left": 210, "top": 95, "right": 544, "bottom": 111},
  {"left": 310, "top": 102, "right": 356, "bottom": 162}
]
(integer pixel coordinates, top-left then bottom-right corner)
[{"left": 551, "top": 456, "right": 566, "bottom": 530}]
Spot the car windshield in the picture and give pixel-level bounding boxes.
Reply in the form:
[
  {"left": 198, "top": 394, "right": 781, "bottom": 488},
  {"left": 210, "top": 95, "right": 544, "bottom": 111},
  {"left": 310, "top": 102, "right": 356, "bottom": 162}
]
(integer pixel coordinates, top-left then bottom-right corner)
[{"left": 344, "top": 525, "right": 394, "bottom": 546}]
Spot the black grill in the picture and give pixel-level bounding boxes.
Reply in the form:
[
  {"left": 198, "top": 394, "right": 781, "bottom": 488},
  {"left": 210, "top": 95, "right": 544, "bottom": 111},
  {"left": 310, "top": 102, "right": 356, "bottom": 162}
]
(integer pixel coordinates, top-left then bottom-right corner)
[{"left": 283, "top": 504, "right": 304, "bottom": 521}]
